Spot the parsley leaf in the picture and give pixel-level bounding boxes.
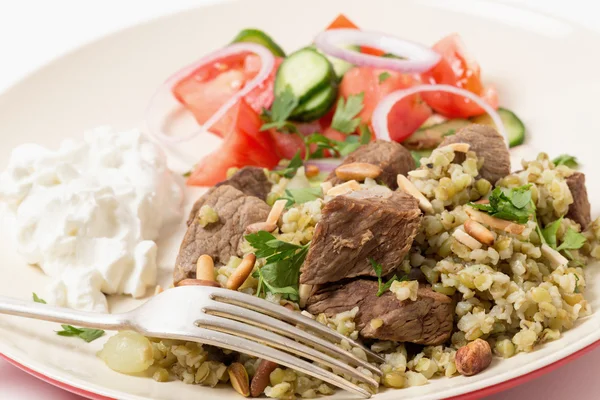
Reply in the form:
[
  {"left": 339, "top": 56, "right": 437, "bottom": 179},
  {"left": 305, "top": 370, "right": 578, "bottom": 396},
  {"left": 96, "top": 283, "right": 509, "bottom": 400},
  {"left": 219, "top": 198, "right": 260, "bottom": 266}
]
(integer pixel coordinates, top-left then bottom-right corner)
[
  {"left": 279, "top": 187, "right": 322, "bottom": 207},
  {"left": 442, "top": 129, "right": 456, "bottom": 137},
  {"left": 470, "top": 185, "right": 535, "bottom": 224},
  {"left": 56, "top": 325, "right": 105, "bottom": 343},
  {"left": 182, "top": 170, "right": 192, "bottom": 178},
  {"left": 556, "top": 228, "right": 586, "bottom": 252},
  {"left": 369, "top": 258, "right": 402, "bottom": 297},
  {"left": 274, "top": 152, "right": 303, "bottom": 179},
  {"left": 331, "top": 93, "right": 364, "bottom": 134},
  {"left": 542, "top": 217, "right": 562, "bottom": 249},
  {"left": 552, "top": 154, "right": 579, "bottom": 169},
  {"left": 246, "top": 231, "right": 310, "bottom": 300},
  {"left": 359, "top": 124, "right": 372, "bottom": 144},
  {"left": 378, "top": 72, "right": 391, "bottom": 84},
  {"left": 260, "top": 85, "right": 299, "bottom": 132},
  {"left": 304, "top": 131, "right": 369, "bottom": 160},
  {"left": 32, "top": 292, "right": 46, "bottom": 304}
]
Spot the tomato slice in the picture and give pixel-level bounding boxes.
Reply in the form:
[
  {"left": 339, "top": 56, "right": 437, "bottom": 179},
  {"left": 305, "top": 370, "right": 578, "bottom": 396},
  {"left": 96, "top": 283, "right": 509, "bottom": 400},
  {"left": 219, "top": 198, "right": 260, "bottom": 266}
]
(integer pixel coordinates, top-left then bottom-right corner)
[
  {"left": 325, "top": 14, "right": 386, "bottom": 57},
  {"left": 172, "top": 54, "right": 281, "bottom": 138},
  {"left": 339, "top": 67, "right": 432, "bottom": 142},
  {"left": 186, "top": 100, "right": 280, "bottom": 186},
  {"left": 420, "top": 34, "right": 498, "bottom": 118}
]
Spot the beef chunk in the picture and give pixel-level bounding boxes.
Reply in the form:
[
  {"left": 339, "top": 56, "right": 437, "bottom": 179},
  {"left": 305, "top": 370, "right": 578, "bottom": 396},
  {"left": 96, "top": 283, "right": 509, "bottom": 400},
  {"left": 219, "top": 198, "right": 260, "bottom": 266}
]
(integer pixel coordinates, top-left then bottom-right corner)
[
  {"left": 326, "top": 140, "right": 415, "bottom": 189},
  {"left": 300, "top": 190, "right": 422, "bottom": 285},
  {"left": 174, "top": 185, "right": 270, "bottom": 284},
  {"left": 439, "top": 124, "right": 510, "bottom": 184},
  {"left": 216, "top": 166, "right": 271, "bottom": 201},
  {"left": 566, "top": 172, "right": 591, "bottom": 228},
  {"left": 306, "top": 280, "right": 454, "bottom": 345}
]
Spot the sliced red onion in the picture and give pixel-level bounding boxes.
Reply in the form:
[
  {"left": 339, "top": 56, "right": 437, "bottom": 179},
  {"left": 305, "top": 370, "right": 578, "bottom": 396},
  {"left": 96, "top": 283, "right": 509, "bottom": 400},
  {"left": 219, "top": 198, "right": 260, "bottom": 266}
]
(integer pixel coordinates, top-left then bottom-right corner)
[
  {"left": 146, "top": 43, "right": 275, "bottom": 144},
  {"left": 314, "top": 29, "right": 441, "bottom": 73},
  {"left": 372, "top": 84, "right": 508, "bottom": 147},
  {"left": 305, "top": 159, "right": 342, "bottom": 173}
]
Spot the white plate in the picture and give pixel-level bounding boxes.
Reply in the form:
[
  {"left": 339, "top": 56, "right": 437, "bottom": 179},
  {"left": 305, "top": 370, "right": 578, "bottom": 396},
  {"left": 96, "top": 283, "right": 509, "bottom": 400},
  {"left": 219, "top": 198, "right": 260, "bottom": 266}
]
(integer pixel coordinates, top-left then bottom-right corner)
[{"left": 1, "top": 0, "right": 599, "bottom": 399}]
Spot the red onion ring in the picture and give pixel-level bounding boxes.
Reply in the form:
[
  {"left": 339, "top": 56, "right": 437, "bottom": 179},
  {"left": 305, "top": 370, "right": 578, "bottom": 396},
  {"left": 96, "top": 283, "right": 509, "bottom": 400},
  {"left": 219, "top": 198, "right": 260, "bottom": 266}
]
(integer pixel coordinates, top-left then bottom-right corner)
[
  {"left": 372, "top": 84, "right": 508, "bottom": 146},
  {"left": 314, "top": 29, "right": 441, "bottom": 73},
  {"left": 145, "top": 43, "right": 275, "bottom": 144},
  {"left": 305, "top": 159, "right": 342, "bottom": 173}
]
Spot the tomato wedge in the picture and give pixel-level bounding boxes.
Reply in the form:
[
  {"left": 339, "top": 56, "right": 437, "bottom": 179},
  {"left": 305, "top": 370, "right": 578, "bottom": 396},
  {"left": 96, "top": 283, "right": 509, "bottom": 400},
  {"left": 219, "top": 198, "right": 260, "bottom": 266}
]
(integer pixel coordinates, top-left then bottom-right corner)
[
  {"left": 173, "top": 53, "right": 281, "bottom": 137},
  {"left": 186, "top": 100, "right": 280, "bottom": 186},
  {"left": 325, "top": 14, "right": 386, "bottom": 57},
  {"left": 340, "top": 67, "right": 432, "bottom": 142},
  {"left": 421, "top": 34, "right": 498, "bottom": 118}
]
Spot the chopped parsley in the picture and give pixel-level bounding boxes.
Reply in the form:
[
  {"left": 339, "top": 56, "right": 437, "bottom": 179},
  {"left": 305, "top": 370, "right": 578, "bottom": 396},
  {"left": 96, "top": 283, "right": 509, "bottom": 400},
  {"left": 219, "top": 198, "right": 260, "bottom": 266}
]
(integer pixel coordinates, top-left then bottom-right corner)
[
  {"left": 260, "top": 85, "right": 299, "bottom": 132},
  {"left": 32, "top": 293, "right": 46, "bottom": 304},
  {"left": 358, "top": 124, "right": 372, "bottom": 144},
  {"left": 247, "top": 231, "right": 310, "bottom": 300},
  {"left": 331, "top": 93, "right": 364, "bottom": 134},
  {"left": 556, "top": 228, "right": 586, "bottom": 252},
  {"left": 378, "top": 72, "right": 391, "bottom": 84},
  {"left": 442, "top": 129, "right": 456, "bottom": 137},
  {"left": 552, "top": 154, "right": 579, "bottom": 169},
  {"left": 274, "top": 152, "right": 303, "bottom": 178},
  {"left": 469, "top": 185, "right": 535, "bottom": 224},
  {"left": 542, "top": 217, "right": 562, "bottom": 249},
  {"left": 56, "top": 325, "right": 105, "bottom": 343},
  {"left": 369, "top": 258, "right": 405, "bottom": 297},
  {"left": 279, "top": 187, "right": 322, "bottom": 207},
  {"left": 182, "top": 170, "right": 192, "bottom": 178}
]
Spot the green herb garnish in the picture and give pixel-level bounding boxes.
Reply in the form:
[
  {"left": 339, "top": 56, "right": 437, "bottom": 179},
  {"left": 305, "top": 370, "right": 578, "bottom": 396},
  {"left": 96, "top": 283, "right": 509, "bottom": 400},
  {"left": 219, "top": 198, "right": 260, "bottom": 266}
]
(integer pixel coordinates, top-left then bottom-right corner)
[
  {"left": 32, "top": 293, "right": 46, "bottom": 304},
  {"left": 279, "top": 187, "right": 322, "bottom": 207},
  {"left": 556, "top": 228, "right": 586, "bottom": 252},
  {"left": 56, "top": 325, "right": 105, "bottom": 343},
  {"left": 358, "top": 124, "right": 372, "bottom": 144},
  {"left": 369, "top": 258, "right": 405, "bottom": 297},
  {"left": 442, "top": 129, "right": 456, "bottom": 137},
  {"left": 182, "top": 170, "right": 192, "bottom": 178},
  {"left": 260, "top": 85, "right": 299, "bottom": 132},
  {"left": 274, "top": 151, "right": 303, "bottom": 179},
  {"left": 378, "top": 72, "right": 391, "bottom": 84},
  {"left": 552, "top": 154, "right": 579, "bottom": 169},
  {"left": 247, "top": 231, "right": 310, "bottom": 300},
  {"left": 470, "top": 185, "right": 535, "bottom": 224},
  {"left": 331, "top": 93, "right": 364, "bottom": 134},
  {"left": 542, "top": 217, "right": 562, "bottom": 249}
]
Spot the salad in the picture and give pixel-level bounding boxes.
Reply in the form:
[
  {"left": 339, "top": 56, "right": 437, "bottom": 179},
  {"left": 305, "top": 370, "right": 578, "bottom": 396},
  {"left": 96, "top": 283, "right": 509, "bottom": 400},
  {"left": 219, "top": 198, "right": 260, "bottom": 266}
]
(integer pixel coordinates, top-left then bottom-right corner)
[{"left": 147, "top": 14, "right": 525, "bottom": 186}]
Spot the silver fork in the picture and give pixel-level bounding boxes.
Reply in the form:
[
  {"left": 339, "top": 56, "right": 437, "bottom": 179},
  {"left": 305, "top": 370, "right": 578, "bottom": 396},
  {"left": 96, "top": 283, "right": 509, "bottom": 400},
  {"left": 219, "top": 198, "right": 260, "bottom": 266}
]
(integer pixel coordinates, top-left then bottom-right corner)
[{"left": 0, "top": 286, "right": 384, "bottom": 398}]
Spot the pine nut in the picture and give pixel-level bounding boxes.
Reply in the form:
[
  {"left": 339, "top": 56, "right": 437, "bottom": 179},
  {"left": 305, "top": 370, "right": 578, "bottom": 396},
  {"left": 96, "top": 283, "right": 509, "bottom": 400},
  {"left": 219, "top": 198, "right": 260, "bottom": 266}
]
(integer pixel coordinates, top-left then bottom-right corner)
[
  {"left": 305, "top": 164, "right": 320, "bottom": 178},
  {"left": 176, "top": 279, "right": 221, "bottom": 288},
  {"left": 196, "top": 254, "right": 215, "bottom": 282},
  {"left": 326, "top": 180, "right": 361, "bottom": 197},
  {"left": 541, "top": 244, "right": 569, "bottom": 267},
  {"left": 226, "top": 254, "right": 257, "bottom": 290},
  {"left": 266, "top": 200, "right": 287, "bottom": 225},
  {"left": 246, "top": 221, "right": 277, "bottom": 234},
  {"left": 320, "top": 181, "right": 333, "bottom": 195},
  {"left": 335, "top": 162, "right": 382, "bottom": 181},
  {"left": 397, "top": 174, "right": 433, "bottom": 213},
  {"left": 464, "top": 219, "right": 495, "bottom": 246},
  {"left": 465, "top": 207, "right": 526, "bottom": 235},
  {"left": 228, "top": 363, "right": 250, "bottom": 397},
  {"left": 298, "top": 284, "right": 312, "bottom": 308},
  {"left": 442, "top": 142, "right": 471, "bottom": 153},
  {"left": 250, "top": 360, "right": 278, "bottom": 397},
  {"left": 453, "top": 229, "right": 482, "bottom": 250}
]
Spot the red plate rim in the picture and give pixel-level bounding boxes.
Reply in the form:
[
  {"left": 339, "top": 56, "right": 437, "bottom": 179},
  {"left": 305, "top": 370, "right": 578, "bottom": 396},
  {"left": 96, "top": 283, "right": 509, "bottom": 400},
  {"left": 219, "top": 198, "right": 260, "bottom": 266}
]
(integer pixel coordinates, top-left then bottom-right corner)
[{"left": 2, "top": 338, "right": 599, "bottom": 400}]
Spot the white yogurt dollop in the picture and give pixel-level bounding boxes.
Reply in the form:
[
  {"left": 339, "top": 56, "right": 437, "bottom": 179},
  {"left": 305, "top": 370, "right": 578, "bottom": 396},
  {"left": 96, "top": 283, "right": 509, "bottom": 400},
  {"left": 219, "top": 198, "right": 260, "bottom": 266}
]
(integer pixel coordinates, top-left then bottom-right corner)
[{"left": 0, "top": 127, "right": 182, "bottom": 312}]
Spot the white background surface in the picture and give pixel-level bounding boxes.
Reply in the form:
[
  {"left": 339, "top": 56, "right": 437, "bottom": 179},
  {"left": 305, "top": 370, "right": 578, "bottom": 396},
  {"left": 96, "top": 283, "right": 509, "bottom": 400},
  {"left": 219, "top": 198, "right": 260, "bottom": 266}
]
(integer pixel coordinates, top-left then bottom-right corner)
[{"left": 0, "top": 0, "right": 599, "bottom": 399}]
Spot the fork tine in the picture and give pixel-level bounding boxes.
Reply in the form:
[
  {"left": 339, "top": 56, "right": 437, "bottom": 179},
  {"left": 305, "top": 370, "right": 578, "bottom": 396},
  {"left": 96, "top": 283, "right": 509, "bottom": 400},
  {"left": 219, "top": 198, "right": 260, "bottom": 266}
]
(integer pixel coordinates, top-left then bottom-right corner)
[
  {"left": 177, "top": 327, "right": 373, "bottom": 398},
  {"left": 210, "top": 290, "right": 385, "bottom": 363},
  {"left": 196, "top": 314, "right": 379, "bottom": 388},
  {"left": 203, "top": 303, "right": 382, "bottom": 377}
]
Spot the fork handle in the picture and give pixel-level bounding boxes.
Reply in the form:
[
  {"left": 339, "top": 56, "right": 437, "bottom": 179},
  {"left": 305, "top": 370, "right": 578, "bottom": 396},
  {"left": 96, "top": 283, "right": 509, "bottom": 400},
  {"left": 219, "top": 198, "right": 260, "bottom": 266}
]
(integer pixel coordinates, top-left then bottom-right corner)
[{"left": 0, "top": 296, "right": 129, "bottom": 331}]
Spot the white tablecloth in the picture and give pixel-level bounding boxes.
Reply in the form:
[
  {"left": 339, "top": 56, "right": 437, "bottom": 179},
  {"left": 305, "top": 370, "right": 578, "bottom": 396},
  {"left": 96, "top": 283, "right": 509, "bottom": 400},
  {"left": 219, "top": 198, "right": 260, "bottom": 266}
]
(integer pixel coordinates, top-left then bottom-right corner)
[{"left": 0, "top": 1, "right": 598, "bottom": 399}]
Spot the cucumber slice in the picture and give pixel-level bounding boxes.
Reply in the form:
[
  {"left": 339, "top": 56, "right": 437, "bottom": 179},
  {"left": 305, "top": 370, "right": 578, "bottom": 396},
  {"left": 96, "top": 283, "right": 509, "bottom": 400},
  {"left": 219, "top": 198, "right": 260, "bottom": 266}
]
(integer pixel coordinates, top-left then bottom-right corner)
[
  {"left": 471, "top": 108, "right": 525, "bottom": 148},
  {"left": 290, "top": 85, "right": 337, "bottom": 122},
  {"left": 274, "top": 48, "right": 336, "bottom": 103},
  {"left": 327, "top": 45, "right": 360, "bottom": 81},
  {"left": 404, "top": 119, "right": 471, "bottom": 150},
  {"left": 231, "top": 28, "right": 286, "bottom": 57}
]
